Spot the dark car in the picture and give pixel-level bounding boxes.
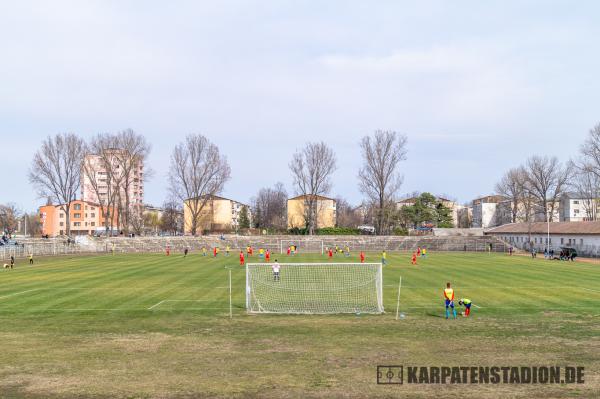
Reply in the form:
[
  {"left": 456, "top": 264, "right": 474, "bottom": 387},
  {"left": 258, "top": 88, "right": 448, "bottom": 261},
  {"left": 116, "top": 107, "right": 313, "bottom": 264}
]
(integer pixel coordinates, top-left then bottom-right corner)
[{"left": 555, "top": 247, "right": 577, "bottom": 261}]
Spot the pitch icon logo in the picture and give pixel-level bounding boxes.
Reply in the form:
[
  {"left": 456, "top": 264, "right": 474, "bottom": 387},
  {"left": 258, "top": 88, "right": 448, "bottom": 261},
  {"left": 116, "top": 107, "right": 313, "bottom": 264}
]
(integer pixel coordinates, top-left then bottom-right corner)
[{"left": 377, "top": 366, "right": 403, "bottom": 384}]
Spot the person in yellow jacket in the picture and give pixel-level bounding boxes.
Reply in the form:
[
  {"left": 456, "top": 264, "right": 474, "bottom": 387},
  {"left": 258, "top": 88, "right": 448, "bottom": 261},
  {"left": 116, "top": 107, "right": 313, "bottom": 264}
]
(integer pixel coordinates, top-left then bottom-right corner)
[
  {"left": 458, "top": 298, "right": 472, "bottom": 317},
  {"left": 444, "top": 282, "right": 457, "bottom": 319}
]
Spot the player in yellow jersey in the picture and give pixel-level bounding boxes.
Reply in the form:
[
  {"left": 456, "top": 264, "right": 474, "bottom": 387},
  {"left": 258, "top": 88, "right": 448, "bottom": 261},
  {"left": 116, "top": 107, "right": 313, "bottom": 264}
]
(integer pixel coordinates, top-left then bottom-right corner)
[{"left": 444, "top": 282, "right": 457, "bottom": 319}]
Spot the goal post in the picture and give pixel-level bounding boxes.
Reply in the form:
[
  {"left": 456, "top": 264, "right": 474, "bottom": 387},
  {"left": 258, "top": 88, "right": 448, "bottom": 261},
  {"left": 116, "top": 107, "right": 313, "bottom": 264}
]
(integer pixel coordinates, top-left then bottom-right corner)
[
  {"left": 246, "top": 263, "right": 384, "bottom": 314},
  {"left": 279, "top": 239, "right": 324, "bottom": 254}
]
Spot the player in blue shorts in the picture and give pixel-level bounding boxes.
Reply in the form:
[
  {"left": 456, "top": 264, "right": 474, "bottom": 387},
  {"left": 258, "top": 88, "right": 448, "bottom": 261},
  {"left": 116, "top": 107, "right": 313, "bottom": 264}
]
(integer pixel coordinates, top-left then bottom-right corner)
[{"left": 443, "top": 282, "right": 457, "bottom": 319}]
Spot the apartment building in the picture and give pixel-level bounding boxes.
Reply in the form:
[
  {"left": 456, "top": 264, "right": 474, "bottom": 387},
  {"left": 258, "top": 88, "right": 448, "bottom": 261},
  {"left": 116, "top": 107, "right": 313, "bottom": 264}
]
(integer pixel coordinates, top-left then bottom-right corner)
[
  {"left": 287, "top": 195, "right": 336, "bottom": 229},
  {"left": 183, "top": 195, "right": 251, "bottom": 234},
  {"left": 39, "top": 200, "right": 118, "bottom": 237},
  {"left": 81, "top": 150, "right": 144, "bottom": 207}
]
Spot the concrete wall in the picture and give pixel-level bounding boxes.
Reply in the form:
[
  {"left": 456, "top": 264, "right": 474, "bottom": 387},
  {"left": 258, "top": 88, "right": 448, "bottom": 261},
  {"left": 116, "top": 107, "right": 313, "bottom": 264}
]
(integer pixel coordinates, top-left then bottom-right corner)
[{"left": 433, "top": 228, "right": 484, "bottom": 237}]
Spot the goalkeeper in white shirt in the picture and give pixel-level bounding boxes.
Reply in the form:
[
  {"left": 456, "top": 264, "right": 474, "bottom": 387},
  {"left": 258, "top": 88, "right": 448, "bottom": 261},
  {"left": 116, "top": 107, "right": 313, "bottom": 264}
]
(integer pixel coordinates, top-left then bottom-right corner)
[{"left": 272, "top": 260, "right": 281, "bottom": 281}]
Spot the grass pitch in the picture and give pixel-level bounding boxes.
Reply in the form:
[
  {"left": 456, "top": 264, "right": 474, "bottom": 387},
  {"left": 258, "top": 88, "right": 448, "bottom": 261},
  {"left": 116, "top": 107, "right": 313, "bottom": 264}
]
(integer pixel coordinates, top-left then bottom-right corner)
[{"left": 0, "top": 251, "right": 598, "bottom": 398}]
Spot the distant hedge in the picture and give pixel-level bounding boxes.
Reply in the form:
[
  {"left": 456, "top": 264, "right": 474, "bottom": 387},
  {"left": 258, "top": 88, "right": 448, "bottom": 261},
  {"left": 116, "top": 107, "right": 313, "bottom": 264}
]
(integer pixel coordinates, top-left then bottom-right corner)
[
  {"left": 287, "top": 227, "right": 361, "bottom": 235},
  {"left": 316, "top": 227, "right": 360, "bottom": 235}
]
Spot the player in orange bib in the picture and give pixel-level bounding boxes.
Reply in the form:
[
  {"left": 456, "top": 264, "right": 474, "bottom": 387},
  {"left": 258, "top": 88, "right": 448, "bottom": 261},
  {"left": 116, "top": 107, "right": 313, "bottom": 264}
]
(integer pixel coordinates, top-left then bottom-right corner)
[
  {"left": 411, "top": 252, "right": 417, "bottom": 265},
  {"left": 444, "top": 282, "right": 457, "bottom": 319},
  {"left": 239, "top": 251, "right": 245, "bottom": 266}
]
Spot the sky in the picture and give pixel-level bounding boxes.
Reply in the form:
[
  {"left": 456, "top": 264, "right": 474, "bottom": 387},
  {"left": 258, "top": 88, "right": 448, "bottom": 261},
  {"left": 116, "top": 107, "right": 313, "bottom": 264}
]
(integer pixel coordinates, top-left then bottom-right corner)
[{"left": 2, "top": 1, "right": 600, "bottom": 211}]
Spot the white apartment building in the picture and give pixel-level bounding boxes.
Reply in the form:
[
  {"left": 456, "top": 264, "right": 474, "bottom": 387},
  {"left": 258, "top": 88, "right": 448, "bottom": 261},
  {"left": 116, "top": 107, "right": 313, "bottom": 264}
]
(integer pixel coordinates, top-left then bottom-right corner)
[
  {"left": 471, "top": 195, "right": 508, "bottom": 228},
  {"left": 560, "top": 192, "right": 599, "bottom": 222},
  {"left": 81, "top": 150, "right": 144, "bottom": 207}
]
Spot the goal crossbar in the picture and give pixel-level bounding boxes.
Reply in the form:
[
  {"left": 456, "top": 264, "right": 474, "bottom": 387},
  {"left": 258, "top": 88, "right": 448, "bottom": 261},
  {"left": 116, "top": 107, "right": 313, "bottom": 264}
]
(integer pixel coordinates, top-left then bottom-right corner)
[{"left": 245, "top": 263, "right": 384, "bottom": 314}]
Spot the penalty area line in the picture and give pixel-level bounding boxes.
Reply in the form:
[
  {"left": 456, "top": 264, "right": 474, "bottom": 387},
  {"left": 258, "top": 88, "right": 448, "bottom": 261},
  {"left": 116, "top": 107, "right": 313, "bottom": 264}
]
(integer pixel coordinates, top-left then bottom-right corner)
[
  {"left": 148, "top": 300, "right": 166, "bottom": 310},
  {"left": 0, "top": 289, "right": 39, "bottom": 299},
  {"left": 148, "top": 299, "right": 220, "bottom": 310}
]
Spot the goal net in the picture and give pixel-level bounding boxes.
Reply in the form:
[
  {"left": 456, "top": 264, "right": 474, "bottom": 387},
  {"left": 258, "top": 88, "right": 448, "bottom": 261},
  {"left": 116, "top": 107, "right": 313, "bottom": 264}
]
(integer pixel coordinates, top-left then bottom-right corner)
[{"left": 246, "top": 263, "right": 384, "bottom": 314}]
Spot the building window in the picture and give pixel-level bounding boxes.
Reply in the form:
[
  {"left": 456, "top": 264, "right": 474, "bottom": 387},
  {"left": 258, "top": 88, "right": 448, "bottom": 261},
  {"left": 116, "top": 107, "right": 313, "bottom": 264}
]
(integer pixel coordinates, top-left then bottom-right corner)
[
  {"left": 60, "top": 213, "right": 64, "bottom": 218},
  {"left": 59, "top": 222, "right": 64, "bottom": 226},
  {"left": 74, "top": 204, "right": 81, "bottom": 210},
  {"left": 91, "top": 222, "right": 95, "bottom": 226},
  {"left": 73, "top": 222, "right": 81, "bottom": 227},
  {"left": 85, "top": 213, "right": 88, "bottom": 218},
  {"left": 561, "top": 238, "right": 564, "bottom": 244},
  {"left": 74, "top": 213, "right": 81, "bottom": 218},
  {"left": 574, "top": 209, "right": 579, "bottom": 214},
  {"left": 574, "top": 200, "right": 579, "bottom": 204},
  {"left": 91, "top": 213, "right": 95, "bottom": 218}
]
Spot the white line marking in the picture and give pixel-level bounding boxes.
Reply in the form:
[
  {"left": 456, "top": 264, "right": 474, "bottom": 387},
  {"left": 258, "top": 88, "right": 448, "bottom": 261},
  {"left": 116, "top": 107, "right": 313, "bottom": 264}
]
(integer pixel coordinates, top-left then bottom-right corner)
[
  {"left": 401, "top": 286, "right": 596, "bottom": 289},
  {"left": 581, "top": 287, "right": 600, "bottom": 293},
  {"left": 398, "top": 305, "right": 598, "bottom": 310},
  {"left": 472, "top": 304, "right": 481, "bottom": 308},
  {"left": 148, "top": 299, "right": 218, "bottom": 310},
  {"left": 161, "top": 299, "right": 217, "bottom": 302},
  {"left": 148, "top": 300, "right": 166, "bottom": 310},
  {"left": 0, "top": 289, "right": 39, "bottom": 299}
]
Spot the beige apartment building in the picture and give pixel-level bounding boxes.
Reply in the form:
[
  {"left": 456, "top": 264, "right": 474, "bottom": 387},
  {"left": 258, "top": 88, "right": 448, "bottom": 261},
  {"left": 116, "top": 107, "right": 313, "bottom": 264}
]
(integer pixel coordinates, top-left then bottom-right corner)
[
  {"left": 287, "top": 195, "right": 336, "bottom": 229},
  {"left": 183, "top": 195, "right": 250, "bottom": 234}
]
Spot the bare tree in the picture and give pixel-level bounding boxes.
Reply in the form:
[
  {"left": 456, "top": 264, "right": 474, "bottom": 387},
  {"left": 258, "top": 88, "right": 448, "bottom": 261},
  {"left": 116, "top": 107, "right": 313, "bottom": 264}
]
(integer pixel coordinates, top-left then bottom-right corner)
[
  {"left": 495, "top": 167, "right": 527, "bottom": 223},
  {"left": 83, "top": 133, "right": 120, "bottom": 235},
  {"left": 289, "top": 142, "right": 337, "bottom": 235},
  {"left": 29, "top": 133, "right": 85, "bottom": 236},
  {"left": 22, "top": 211, "right": 42, "bottom": 236},
  {"left": 113, "top": 129, "right": 152, "bottom": 234},
  {"left": 335, "top": 197, "right": 362, "bottom": 228},
  {"left": 571, "top": 166, "right": 600, "bottom": 221},
  {"left": 524, "top": 155, "right": 572, "bottom": 222},
  {"left": 251, "top": 182, "right": 288, "bottom": 230},
  {"left": 571, "top": 123, "right": 600, "bottom": 220},
  {"left": 0, "top": 203, "right": 20, "bottom": 234},
  {"left": 578, "top": 123, "right": 600, "bottom": 178},
  {"left": 358, "top": 130, "right": 408, "bottom": 234},
  {"left": 160, "top": 200, "right": 183, "bottom": 235},
  {"left": 168, "top": 134, "right": 231, "bottom": 235}
]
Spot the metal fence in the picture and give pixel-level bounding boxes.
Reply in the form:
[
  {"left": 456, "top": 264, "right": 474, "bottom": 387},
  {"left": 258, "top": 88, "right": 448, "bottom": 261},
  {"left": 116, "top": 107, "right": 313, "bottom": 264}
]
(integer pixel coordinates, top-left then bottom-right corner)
[{"left": 0, "top": 235, "right": 510, "bottom": 261}]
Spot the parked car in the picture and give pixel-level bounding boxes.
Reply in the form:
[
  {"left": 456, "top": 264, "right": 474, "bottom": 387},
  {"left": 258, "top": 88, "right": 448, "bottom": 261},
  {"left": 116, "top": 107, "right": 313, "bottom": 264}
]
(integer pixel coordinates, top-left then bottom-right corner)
[
  {"left": 357, "top": 225, "right": 376, "bottom": 235},
  {"left": 555, "top": 247, "right": 577, "bottom": 261}
]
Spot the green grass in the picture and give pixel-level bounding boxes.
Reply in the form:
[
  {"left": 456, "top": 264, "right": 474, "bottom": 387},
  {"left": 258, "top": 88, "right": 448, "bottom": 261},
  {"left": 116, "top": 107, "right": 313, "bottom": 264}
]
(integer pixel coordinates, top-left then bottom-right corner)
[{"left": 0, "top": 251, "right": 598, "bottom": 398}]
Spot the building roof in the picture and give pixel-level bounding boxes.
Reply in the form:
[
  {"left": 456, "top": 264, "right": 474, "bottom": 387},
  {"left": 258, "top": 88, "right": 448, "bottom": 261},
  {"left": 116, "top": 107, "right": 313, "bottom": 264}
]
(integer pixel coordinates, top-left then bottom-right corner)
[
  {"left": 185, "top": 194, "right": 248, "bottom": 206},
  {"left": 472, "top": 195, "right": 507, "bottom": 204},
  {"left": 41, "top": 199, "right": 104, "bottom": 209},
  {"left": 288, "top": 194, "right": 335, "bottom": 201},
  {"left": 486, "top": 221, "right": 600, "bottom": 235},
  {"left": 562, "top": 192, "right": 599, "bottom": 200}
]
